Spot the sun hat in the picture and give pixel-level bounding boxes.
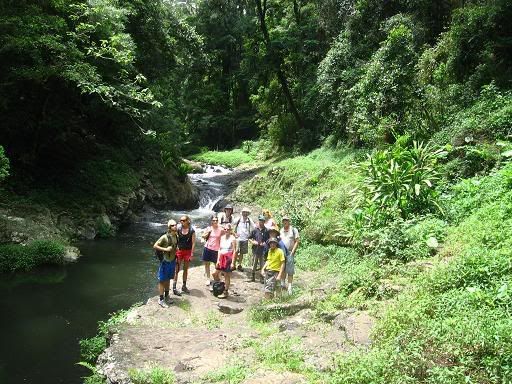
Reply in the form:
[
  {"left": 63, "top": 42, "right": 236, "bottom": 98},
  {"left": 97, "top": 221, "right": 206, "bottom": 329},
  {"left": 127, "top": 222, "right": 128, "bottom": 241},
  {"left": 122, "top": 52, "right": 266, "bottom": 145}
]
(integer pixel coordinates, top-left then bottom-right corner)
[
  {"left": 268, "top": 225, "right": 280, "bottom": 233},
  {"left": 241, "top": 207, "right": 251, "bottom": 213},
  {"left": 268, "top": 237, "right": 278, "bottom": 244},
  {"left": 282, "top": 215, "right": 290, "bottom": 221},
  {"left": 224, "top": 204, "right": 233, "bottom": 210},
  {"left": 258, "top": 214, "right": 265, "bottom": 221}
]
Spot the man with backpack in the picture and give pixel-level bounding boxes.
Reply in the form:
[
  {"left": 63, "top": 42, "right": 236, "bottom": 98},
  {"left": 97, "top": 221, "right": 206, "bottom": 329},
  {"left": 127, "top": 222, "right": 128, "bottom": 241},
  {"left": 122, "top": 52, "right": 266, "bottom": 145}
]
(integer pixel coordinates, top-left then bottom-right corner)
[
  {"left": 234, "top": 207, "right": 255, "bottom": 272},
  {"left": 153, "top": 219, "right": 178, "bottom": 308}
]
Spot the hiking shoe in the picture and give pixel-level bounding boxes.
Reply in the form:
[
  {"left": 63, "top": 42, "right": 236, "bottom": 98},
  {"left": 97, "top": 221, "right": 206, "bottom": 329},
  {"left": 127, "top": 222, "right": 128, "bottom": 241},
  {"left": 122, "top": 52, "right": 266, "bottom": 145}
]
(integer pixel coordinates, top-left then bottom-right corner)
[
  {"left": 173, "top": 288, "right": 182, "bottom": 296},
  {"left": 250, "top": 273, "right": 255, "bottom": 282},
  {"left": 218, "top": 292, "right": 229, "bottom": 299},
  {"left": 206, "top": 279, "right": 211, "bottom": 286},
  {"left": 181, "top": 286, "right": 190, "bottom": 294},
  {"left": 165, "top": 297, "right": 174, "bottom": 305},
  {"left": 237, "top": 265, "right": 243, "bottom": 272},
  {"left": 158, "top": 299, "right": 169, "bottom": 308},
  {"left": 287, "top": 285, "right": 293, "bottom": 295}
]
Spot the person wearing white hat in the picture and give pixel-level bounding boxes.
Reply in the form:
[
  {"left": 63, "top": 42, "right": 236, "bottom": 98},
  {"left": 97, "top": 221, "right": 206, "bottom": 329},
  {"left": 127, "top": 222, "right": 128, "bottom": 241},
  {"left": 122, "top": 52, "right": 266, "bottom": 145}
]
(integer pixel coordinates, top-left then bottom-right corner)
[
  {"left": 234, "top": 207, "right": 255, "bottom": 272},
  {"left": 153, "top": 220, "right": 178, "bottom": 308}
]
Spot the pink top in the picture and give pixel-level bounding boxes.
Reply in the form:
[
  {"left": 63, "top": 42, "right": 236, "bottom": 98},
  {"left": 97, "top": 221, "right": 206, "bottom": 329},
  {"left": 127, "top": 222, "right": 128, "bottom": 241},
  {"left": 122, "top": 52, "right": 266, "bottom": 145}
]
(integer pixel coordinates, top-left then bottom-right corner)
[{"left": 205, "top": 226, "right": 222, "bottom": 251}]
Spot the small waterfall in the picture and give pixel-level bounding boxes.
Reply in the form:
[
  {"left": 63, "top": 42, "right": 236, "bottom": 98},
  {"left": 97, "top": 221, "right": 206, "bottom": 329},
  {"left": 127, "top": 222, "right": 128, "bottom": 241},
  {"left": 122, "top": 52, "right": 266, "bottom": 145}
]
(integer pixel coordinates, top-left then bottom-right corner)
[{"left": 189, "top": 165, "right": 231, "bottom": 211}]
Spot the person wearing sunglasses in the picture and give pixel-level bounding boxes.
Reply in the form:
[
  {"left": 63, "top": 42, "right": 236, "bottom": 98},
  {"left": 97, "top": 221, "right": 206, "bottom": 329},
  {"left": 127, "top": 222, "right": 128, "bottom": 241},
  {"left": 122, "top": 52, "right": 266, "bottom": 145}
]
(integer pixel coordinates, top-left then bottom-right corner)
[
  {"left": 174, "top": 215, "right": 196, "bottom": 295},
  {"left": 153, "top": 219, "right": 178, "bottom": 307}
]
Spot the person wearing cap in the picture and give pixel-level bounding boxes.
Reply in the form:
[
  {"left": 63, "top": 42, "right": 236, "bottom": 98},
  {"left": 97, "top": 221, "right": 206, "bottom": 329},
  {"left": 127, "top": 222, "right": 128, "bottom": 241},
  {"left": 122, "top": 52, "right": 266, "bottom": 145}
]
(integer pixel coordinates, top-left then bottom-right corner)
[
  {"left": 261, "top": 237, "right": 285, "bottom": 299},
  {"left": 153, "top": 220, "right": 178, "bottom": 307},
  {"left": 218, "top": 204, "right": 234, "bottom": 225},
  {"left": 264, "top": 224, "right": 289, "bottom": 267},
  {"left": 249, "top": 215, "right": 269, "bottom": 282},
  {"left": 212, "top": 223, "right": 237, "bottom": 298},
  {"left": 280, "top": 216, "right": 300, "bottom": 294},
  {"left": 234, "top": 207, "right": 255, "bottom": 272}
]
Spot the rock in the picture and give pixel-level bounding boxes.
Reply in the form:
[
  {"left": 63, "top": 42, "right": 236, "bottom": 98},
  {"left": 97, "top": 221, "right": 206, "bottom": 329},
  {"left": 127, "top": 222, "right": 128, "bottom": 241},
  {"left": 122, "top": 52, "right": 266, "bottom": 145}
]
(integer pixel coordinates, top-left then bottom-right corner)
[
  {"left": 182, "top": 159, "right": 204, "bottom": 174},
  {"left": 79, "top": 225, "right": 96, "bottom": 240},
  {"left": 333, "top": 310, "right": 375, "bottom": 347},
  {"left": 217, "top": 302, "right": 244, "bottom": 314},
  {"left": 63, "top": 246, "right": 80, "bottom": 262}
]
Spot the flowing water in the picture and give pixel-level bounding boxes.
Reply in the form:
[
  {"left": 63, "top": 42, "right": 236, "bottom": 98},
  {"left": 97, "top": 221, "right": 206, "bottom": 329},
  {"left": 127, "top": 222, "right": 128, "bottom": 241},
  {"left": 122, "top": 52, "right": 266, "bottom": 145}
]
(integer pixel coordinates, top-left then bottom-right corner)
[{"left": 0, "top": 166, "right": 232, "bottom": 384}]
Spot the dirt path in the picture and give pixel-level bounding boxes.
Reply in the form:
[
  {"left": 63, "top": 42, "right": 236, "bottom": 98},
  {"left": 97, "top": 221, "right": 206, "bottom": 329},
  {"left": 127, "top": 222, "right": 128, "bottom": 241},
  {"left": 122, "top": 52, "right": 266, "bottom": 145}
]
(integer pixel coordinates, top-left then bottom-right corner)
[{"left": 97, "top": 266, "right": 375, "bottom": 384}]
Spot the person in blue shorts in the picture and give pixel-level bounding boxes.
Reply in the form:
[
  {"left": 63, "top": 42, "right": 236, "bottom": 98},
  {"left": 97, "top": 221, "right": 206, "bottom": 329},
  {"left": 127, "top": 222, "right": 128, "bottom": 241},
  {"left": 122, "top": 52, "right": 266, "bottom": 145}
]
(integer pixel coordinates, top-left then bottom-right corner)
[{"left": 153, "top": 219, "right": 178, "bottom": 308}]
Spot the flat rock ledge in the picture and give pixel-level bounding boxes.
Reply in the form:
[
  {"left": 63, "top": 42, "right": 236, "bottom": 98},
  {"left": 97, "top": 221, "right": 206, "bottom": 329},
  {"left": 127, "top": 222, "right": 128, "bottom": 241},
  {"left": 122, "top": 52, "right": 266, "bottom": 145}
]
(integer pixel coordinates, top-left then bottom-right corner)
[{"left": 97, "top": 267, "right": 376, "bottom": 383}]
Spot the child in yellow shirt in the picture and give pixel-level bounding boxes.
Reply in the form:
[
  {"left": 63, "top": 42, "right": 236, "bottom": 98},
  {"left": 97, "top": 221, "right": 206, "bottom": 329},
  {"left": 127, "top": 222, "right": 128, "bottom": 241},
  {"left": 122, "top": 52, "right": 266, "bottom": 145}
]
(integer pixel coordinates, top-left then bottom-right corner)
[{"left": 261, "top": 237, "right": 285, "bottom": 299}]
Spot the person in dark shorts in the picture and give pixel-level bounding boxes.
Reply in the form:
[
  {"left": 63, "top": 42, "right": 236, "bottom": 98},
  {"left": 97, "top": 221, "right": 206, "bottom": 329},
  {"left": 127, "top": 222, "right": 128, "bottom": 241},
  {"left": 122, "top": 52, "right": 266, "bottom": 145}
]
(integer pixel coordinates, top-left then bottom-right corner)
[
  {"left": 218, "top": 204, "right": 234, "bottom": 225},
  {"left": 174, "top": 215, "right": 196, "bottom": 295},
  {"left": 212, "top": 224, "right": 237, "bottom": 299},
  {"left": 153, "top": 219, "right": 178, "bottom": 308},
  {"left": 201, "top": 215, "right": 223, "bottom": 286},
  {"left": 249, "top": 215, "right": 269, "bottom": 282},
  {"left": 234, "top": 207, "right": 255, "bottom": 272}
]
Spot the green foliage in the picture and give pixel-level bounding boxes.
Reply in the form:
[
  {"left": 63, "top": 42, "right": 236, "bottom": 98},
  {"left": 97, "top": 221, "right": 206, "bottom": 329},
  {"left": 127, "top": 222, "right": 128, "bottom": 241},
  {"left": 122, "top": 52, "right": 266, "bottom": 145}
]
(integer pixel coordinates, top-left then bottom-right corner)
[
  {"left": 129, "top": 365, "right": 175, "bottom": 384},
  {"left": 325, "top": 161, "right": 512, "bottom": 384},
  {"left": 79, "top": 306, "right": 133, "bottom": 364},
  {"left": 79, "top": 336, "right": 107, "bottom": 365},
  {"left": 360, "top": 140, "right": 445, "bottom": 223},
  {"left": 204, "top": 363, "right": 249, "bottom": 384},
  {"left": 191, "top": 149, "right": 255, "bottom": 168},
  {"left": 253, "top": 336, "right": 305, "bottom": 372},
  {"left": 0, "top": 146, "right": 9, "bottom": 183},
  {"left": 77, "top": 361, "right": 106, "bottom": 384},
  {"left": 0, "top": 239, "right": 66, "bottom": 273}
]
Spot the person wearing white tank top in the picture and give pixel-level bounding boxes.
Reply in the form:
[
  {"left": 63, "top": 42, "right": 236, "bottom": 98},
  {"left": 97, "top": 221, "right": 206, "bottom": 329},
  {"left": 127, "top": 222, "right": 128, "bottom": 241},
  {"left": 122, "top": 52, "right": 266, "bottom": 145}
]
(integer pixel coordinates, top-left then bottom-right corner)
[{"left": 212, "top": 223, "right": 237, "bottom": 298}]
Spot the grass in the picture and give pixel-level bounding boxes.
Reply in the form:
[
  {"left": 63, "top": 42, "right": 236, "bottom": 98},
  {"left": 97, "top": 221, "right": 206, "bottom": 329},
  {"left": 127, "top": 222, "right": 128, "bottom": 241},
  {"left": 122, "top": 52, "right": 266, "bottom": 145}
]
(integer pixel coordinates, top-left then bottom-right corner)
[
  {"left": 129, "top": 365, "right": 175, "bottom": 384},
  {"left": 191, "top": 148, "right": 255, "bottom": 167},
  {"left": 203, "top": 362, "right": 250, "bottom": 384}
]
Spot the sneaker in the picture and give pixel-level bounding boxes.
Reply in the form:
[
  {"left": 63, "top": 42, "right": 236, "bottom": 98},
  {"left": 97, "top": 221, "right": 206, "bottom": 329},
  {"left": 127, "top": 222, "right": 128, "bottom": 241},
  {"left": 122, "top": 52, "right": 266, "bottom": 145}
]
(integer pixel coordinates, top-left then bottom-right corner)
[
  {"left": 181, "top": 286, "right": 190, "bottom": 294},
  {"left": 165, "top": 296, "right": 174, "bottom": 305},
  {"left": 205, "top": 279, "right": 211, "bottom": 286},
  {"left": 173, "top": 288, "right": 182, "bottom": 296},
  {"left": 218, "top": 291, "right": 229, "bottom": 299},
  {"left": 237, "top": 265, "right": 243, "bottom": 272},
  {"left": 158, "top": 299, "right": 169, "bottom": 308},
  {"left": 287, "top": 285, "right": 293, "bottom": 295}
]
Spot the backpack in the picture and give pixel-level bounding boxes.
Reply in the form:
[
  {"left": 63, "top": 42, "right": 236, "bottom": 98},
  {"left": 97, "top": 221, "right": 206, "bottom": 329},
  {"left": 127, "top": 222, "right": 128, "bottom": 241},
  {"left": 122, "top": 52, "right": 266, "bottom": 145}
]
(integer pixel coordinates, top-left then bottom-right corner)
[
  {"left": 212, "top": 281, "right": 225, "bottom": 297},
  {"left": 154, "top": 233, "right": 171, "bottom": 262}
]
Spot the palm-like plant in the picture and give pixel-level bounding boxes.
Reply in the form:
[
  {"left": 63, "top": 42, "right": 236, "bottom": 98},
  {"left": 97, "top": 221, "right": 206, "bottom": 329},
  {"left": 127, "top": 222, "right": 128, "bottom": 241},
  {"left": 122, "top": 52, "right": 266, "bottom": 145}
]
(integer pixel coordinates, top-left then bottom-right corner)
[{"left": 362, "top": 141, "right": 445, "bottom": 222}]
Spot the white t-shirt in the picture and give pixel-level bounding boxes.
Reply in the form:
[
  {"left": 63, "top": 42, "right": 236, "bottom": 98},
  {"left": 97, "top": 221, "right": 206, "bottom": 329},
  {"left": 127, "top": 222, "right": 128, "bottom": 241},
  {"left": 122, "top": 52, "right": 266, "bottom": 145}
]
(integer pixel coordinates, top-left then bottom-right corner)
[
  {"left": 235, "top": 216, "right": 254, "bottom": 241},
  {"left": 280, "top": 226, "right": 299, "bottom": 252}
]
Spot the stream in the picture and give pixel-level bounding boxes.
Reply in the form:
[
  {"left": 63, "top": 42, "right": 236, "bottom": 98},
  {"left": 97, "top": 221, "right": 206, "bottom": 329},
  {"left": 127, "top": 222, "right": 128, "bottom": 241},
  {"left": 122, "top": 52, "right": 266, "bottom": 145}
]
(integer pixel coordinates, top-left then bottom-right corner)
[{"left": 0, "top": 165, "right": 234, "bottom": 384}]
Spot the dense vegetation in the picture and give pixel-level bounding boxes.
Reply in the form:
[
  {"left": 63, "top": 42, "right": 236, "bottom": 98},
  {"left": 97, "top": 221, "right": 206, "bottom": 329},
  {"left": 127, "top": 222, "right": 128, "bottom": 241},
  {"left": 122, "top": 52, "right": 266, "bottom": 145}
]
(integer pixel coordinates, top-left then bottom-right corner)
[{"left": 1, "top": 1, "right": 512, "bottom": 383}]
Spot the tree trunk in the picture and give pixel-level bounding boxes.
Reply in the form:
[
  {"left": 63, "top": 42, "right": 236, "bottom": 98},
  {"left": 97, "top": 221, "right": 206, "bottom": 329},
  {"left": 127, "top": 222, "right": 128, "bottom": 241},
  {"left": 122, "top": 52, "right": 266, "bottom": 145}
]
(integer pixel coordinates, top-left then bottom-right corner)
[{"left": 254, "top": 0, "right": 304, "bottom": 132}]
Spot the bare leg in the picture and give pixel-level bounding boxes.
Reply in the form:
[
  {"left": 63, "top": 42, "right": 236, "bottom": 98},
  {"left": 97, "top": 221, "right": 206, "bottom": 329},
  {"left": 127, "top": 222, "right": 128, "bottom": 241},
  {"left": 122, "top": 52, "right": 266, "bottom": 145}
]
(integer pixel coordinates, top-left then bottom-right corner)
[
  {"left": 225, "top": 273, "right": 231, "bottom": 293},
  {"left": 183, "top": 260, "right": 190, "bottom": 283},
  {"left": 204, "top": 261, "right": 211, "bottom": 279}
]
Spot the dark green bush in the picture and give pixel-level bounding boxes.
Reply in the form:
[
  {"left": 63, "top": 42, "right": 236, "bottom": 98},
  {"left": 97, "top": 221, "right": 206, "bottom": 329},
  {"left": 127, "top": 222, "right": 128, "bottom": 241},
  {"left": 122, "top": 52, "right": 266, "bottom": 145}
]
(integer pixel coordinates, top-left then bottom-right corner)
[
  {"left": 0, "top": 240, "right": 66, "bottom": 273},
  {"left": 79, "top": 336, "right": 107, "bottom": 364}
]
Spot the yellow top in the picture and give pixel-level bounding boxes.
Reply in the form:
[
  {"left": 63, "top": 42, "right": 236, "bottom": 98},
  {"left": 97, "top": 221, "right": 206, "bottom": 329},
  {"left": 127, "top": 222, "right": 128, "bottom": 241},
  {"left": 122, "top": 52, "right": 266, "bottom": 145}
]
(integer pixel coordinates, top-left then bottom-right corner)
[{"left": 266, "top": 247, "right": 285, "bottom": 271}]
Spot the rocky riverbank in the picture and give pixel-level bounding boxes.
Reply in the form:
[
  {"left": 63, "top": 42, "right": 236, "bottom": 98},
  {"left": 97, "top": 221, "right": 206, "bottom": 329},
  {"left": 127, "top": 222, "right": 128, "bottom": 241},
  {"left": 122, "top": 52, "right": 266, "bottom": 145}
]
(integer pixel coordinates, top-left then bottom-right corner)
[
  {"left": 97, "top": 266, "right": 375, "bottom": 384},
  {"left": 0, "top": 168, "right": 199, "bottom": 261}
]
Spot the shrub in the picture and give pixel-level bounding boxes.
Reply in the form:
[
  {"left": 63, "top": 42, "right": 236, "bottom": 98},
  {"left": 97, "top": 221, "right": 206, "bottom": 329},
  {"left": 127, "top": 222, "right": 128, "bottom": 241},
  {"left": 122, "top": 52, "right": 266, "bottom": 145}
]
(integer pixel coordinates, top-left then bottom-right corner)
[
  {"left": 0, "top": 239, "right": 66, "bottom": 273},
  {"left": 79, "top": 336, "right": 107, "bottom": 364},
  {"left": 360, "top": 140, "right": 445, "bottom": 223},
  {"left": 0, "top": 145, "right": 9, "bottom": 183}
]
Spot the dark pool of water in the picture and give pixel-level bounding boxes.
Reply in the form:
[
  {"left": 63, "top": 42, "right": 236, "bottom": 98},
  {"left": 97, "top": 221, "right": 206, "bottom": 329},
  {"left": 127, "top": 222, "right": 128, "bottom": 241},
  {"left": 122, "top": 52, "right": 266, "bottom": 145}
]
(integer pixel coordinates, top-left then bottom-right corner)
[{"left": 0, "top": 208, "right": 214, "bottom": 384}]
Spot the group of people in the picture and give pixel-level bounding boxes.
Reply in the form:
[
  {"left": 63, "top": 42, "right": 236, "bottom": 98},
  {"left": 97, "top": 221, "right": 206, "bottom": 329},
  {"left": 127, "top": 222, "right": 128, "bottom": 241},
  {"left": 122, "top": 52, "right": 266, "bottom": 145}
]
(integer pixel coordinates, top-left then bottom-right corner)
[{"left": 152, "top": 205, "right": 300, "bottom": 307}]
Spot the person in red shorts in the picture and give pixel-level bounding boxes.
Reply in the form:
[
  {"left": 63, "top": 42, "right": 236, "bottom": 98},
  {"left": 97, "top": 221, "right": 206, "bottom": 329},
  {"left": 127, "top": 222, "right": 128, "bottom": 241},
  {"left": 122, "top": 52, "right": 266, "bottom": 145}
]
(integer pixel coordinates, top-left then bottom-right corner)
[
  {"left": 174, "top": 214, "right": 196, "bottom": 295},
  {"left": 212, "top": 223, "right": 237, "bottom": 299}
]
